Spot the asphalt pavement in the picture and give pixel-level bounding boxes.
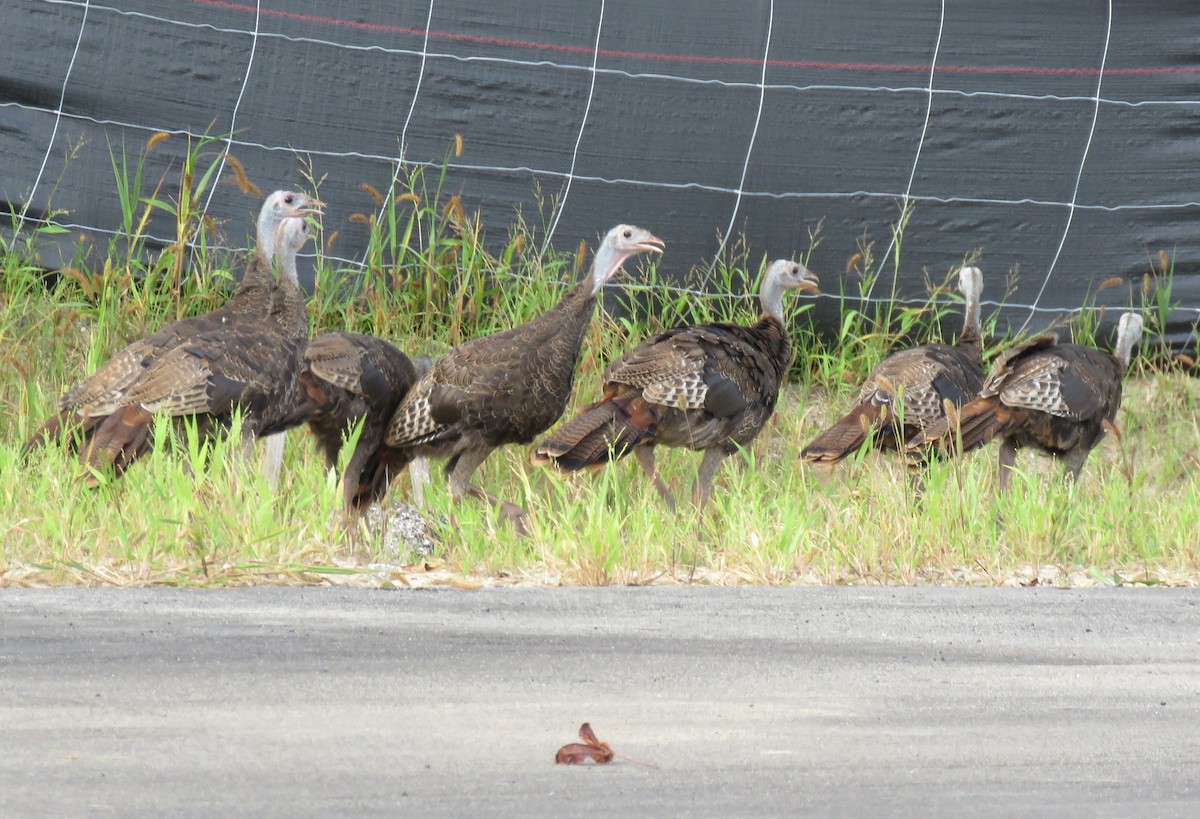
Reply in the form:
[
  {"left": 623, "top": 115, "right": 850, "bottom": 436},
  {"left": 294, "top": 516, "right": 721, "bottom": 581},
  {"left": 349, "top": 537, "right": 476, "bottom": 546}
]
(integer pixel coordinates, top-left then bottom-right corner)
[{"left": 2, "top": 587, "right": 1198, "bottom": 817}]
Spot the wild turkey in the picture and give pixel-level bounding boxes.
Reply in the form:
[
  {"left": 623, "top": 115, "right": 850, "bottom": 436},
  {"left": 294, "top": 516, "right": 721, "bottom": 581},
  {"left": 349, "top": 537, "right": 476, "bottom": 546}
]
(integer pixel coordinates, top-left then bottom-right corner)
[
  {"left": 379, "top": 224, "right": 664, "bottom": 532},
  {"left": 280, "top": 331, "right": 428, "bottom": 510},
  {"left": 23, "top": 190, "right": 322, "bottom": 456},
  {"left": 907, "top": 311, "right": 1143, "bottom": 490},
  {"left": 1172, "top": 349, "right": 1200, "bottom": 376},
  {"left": 800, "top": 266, "right": 985, "bottom": 465},
  {"left": 79, "top": 215, "right": 315, "bottom": 483},
  {"left": 533, "top": 258, "right": 820, "bottom": 509}
]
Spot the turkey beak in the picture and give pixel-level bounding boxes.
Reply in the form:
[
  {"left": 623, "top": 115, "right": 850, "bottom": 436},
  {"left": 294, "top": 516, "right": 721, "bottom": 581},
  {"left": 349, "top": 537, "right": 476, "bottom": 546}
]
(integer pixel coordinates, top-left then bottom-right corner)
[
  {"left": 297, "top": 199, "right": 325, "bottom": 233},
  {"left": 282, "top": 198, "right": 324, "bottom": 225},
  {"left": 797, "top": 271, "right": 820, "bottom": 295},
  {"left": 297, "top": 198, "right": 326, "bottom": 218},
  {"left": 637, "top": 234, "right": 665, "bottom": 255}
]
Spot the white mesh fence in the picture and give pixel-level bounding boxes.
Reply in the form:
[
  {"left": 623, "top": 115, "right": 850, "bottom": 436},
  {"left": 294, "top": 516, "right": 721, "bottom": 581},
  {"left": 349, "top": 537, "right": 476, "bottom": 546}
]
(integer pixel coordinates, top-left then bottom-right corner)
[{"left": 5, "top": 0, "right": 1200, "bottom": 336}]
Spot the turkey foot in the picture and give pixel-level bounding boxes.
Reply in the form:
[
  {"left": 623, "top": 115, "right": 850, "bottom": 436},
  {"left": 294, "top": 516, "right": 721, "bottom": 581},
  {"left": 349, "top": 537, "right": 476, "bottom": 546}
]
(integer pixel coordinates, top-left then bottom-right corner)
[
  {"left": 499, "top": 501, "right": 532, "bottom": 537},
  {"left": 465, "top": 484, "right": 531, "bottom": 536},
  {"left": 635, "top": 448, "right": 677, "bottom": 511}
]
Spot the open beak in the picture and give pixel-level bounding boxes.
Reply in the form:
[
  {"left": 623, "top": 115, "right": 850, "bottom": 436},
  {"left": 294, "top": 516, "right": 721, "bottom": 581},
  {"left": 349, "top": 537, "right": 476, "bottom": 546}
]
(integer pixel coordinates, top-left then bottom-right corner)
[
  {"left": 637, "top": 234, "right": 665, "bottom": 255},
  {"left": 296, "top": 198, "right": 325, "bottom": 218},
  {"left": 798, "top": 270, "right": 821, "bottom": 295}
]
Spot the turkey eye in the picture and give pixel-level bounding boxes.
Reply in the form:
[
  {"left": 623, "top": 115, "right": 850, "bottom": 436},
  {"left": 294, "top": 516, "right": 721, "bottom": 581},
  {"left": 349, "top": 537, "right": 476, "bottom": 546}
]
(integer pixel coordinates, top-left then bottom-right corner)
[
  {"left": 623, "top": 229, "right": 632, "bottom": 239},
  {"left": 284, "top": 195, "right": 295, "bottom": 205}
]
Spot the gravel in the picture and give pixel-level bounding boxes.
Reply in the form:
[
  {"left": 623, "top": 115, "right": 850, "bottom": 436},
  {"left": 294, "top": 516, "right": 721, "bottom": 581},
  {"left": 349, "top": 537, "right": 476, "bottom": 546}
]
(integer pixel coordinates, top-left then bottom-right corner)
[{"left": 362, "top": 500, "right": 436, "bottom": 557}]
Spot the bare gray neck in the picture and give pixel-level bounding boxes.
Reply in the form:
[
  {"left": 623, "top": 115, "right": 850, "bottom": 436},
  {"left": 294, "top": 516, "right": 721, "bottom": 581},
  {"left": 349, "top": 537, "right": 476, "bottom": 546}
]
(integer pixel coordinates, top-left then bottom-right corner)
[
  {"left": 275, "top": 242, "right": 301, "bottom": 288},
  {"left": 589, "top": 243, "right": 626, "bottom": 296},
  {"left": 257, "top": 207, "right": 278, "bottom": 261},
  {"left": 1114, "top": 320, "right": 1141, "bottom": 369},
  {"left": 277, "top": 260, "right": 299, "bottom": 287},
  {"left": 962, "top": 288, "right": 981, "bottom": 334},
  {"left": 759, "top": 273, "right": 786, "bottom": 323}
]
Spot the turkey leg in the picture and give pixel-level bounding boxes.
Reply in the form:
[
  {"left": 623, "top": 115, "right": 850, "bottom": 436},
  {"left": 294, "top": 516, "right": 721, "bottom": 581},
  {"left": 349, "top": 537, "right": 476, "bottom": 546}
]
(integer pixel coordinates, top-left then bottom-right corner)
[
  {"left": 634, "top": 447, "right": 677, "bottom": 511},
  {"left": 998, "top": 437, "right": 1017, "bottom": 493},
  {"left": 448, "top": 446, "right": 530, "bottom": 535},
  {"left": 691, "top": 447, "right": 728, "bottom": 509},
  {"left": 1061, "top": 447, "right": 1091, "bottom": 483}
]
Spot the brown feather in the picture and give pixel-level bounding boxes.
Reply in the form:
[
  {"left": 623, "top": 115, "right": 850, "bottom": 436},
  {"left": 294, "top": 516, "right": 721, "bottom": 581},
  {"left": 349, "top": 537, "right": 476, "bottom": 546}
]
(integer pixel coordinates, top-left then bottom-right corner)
[
  {"left": 909, "top": 312, "right": 1142, "bottom": 485},
  {"left": 916, "top": 394, "right": 1005, "bottom": 455},
  {"left": 81, "top": 404, "right": 154, "bottom": 483},
  {"left": 534, "top": 259, "right": 818, "bottom": 508},
  {"left": 278, "top": 332, "right": 421, "bottom": 511},
  {"left": 378, "top": 225, "right": 665, "bottom": 514},
  {"left": 533, "top": 391, "right": 659, "bottom": 472},
  {"left": 798, "top": 404, "right": 880, "bottom": 462},
  {"left": 23, "top": 411, "right": 70, "bottom": 457},
  {"left": 804, "top": 267, "right": 986, "bottom": 466},
  {"left": 24, "top": 191, "right": 320, "bottom": 464}
]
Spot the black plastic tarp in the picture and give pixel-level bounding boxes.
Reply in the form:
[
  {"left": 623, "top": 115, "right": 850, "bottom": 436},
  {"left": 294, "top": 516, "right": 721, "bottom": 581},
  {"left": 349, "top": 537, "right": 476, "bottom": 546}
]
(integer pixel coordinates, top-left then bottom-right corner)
[{"left": 4, "top": 0, "right": 1200, "bottom": 347}]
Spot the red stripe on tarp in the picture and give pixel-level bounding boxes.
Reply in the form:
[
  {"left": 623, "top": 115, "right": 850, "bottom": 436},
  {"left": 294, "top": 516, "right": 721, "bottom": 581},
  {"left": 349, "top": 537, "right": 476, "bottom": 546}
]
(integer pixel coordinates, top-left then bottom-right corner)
[{"left": 188, "top": 0, "right": 1200, "bottom": 76}]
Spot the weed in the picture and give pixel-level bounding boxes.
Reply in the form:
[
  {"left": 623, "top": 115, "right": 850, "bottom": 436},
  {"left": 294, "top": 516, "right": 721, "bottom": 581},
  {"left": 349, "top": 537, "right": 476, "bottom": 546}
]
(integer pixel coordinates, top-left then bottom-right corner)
[{"left": 3, "top": 143, "right": 1198, "bottom": 587}]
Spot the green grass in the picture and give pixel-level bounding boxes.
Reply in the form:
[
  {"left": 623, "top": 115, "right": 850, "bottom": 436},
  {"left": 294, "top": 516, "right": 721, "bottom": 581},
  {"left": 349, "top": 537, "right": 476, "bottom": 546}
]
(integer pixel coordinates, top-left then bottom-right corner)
[{"left": 2, "top": 138, "right": 1198, "bottom": 587}]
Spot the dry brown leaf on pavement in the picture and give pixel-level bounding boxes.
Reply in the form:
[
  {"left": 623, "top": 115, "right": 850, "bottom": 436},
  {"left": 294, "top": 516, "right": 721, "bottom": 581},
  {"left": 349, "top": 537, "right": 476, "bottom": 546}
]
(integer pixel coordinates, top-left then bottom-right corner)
[
  {"left": 555, "top": 722, "right": 613, "bottom": 765},
  {"left": 554, "top": 723, "right": 658, "bottom": 768}
]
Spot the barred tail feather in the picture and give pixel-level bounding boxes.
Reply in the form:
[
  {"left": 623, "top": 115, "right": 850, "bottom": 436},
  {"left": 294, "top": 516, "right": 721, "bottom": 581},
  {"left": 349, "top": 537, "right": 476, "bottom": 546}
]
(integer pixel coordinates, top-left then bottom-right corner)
[
  {"left": 911, "top": 396, "right": 1002, "bottom": 455},
  {"left": 533, "top": 395, "right": 657, "bottom": 473},
  {"left": 22, "top": 410, "right": 71, "bottom": 460},
  {"left": 953, "top": 397, "right": 1005, "bottom": 453},
  {"left": 81, "top": 405, "right": 155, "bottom": 482},
  {"left": 800, "top": 406, "right": 876, "bottom": 464}
]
